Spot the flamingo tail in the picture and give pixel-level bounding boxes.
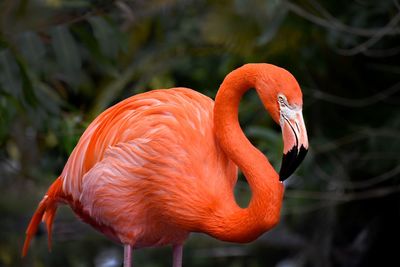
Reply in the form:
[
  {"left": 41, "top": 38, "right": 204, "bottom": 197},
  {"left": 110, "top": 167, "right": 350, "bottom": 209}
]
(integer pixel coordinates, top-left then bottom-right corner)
[{"left": 22, "top": 177, "right": 63, "bottom": 257}]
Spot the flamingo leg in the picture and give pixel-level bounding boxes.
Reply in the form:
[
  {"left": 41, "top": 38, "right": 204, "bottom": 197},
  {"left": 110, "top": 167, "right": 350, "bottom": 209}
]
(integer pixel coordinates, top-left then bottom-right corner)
[
  {"left": 124, "top": 244, "right": 132, "bottom": 267},
  {"left": 172, "top": 244, "right": 183, "bottom": 267}
]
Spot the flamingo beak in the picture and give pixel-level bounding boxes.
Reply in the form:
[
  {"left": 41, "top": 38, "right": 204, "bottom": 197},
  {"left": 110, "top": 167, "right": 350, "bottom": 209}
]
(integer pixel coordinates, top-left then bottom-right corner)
[{"left": 279, "top": 109, "right": 308, "bottom": 181}]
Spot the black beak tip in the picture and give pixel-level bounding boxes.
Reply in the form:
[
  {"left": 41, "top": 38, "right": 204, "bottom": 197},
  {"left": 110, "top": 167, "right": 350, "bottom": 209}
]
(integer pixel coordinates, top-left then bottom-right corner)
[
  {"left": 279, "top": 145, "right": 308, "bottom": 182},
  {"left": 279, "top": 172, "right": 289, "bottom": 182}
]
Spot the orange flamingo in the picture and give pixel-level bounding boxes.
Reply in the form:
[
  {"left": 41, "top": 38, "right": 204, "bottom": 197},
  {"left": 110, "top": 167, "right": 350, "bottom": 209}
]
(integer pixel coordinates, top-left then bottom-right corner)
[{"left": 22, "top": 63, "right": 308, "bottom": 267}]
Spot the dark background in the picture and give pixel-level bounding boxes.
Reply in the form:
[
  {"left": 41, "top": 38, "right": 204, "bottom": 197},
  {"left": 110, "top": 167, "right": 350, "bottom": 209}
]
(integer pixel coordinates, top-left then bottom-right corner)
[{"left": 1, "top": 0, "right": 399, "bottom": 266}]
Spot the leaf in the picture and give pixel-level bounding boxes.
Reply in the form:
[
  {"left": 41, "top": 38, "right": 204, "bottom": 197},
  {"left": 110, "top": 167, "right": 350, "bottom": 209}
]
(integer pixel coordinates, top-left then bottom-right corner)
[
  {"left": 246, "top": 126, "right": 280, "bottom": 142},
  {"left": 89, "top": 16, "right": 121, "bottom": 60},
  {"left": 0, "top": 50, "right": 23, "bottom": 98},
  {"left": 0, "top": 96, "right": 16, "bottom": 144},
  {"left": 60, "top": 114, "right": 84, "bottom": 154},
  {"left": 51, "top": 25, "right": 82, "bottom": 85},
  {"left": 256, "top": 7, "right": 287, "bottom": 45},
  {"left": 16, "top": 31, "right": 46, "bottom": 71},
  {"left": 246, "top": 126, "right": 282, "bottom": 167},
  {"left": 35, "top": 82, "right": 63, "bottom": 114}
]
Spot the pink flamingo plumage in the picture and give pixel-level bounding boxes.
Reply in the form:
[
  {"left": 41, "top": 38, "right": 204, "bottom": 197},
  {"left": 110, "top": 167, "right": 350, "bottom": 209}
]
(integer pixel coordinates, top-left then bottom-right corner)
[{"left": 22, "top": 63, "right": 308, "bottom": 267}]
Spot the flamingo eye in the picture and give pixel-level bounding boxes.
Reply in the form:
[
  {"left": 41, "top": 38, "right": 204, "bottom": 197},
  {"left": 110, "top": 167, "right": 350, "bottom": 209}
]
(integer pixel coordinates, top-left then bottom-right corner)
[{"left": 278, "top": 95, "right": 286, "bottom": 105}]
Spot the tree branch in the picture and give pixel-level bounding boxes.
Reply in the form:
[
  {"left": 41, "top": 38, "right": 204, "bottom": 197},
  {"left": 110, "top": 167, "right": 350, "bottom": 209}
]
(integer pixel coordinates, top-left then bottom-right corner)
[
  {"left": 305, "top": 81, "right": 400, "bottom": 108},
  {"left": 283, "top": 0, "right": 400, "bottom": 37},
  {"left": 283, "top": 185, "right": 400, "bottom": 214},
  {"left": 335, "top": 11, "right": 400, "bottom": 56}
]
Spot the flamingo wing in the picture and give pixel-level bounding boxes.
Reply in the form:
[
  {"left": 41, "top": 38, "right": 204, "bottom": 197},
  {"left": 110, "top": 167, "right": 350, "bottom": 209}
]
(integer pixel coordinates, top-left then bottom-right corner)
[{"left": 59, "top": 88, "right": 237, "bottom": 247}]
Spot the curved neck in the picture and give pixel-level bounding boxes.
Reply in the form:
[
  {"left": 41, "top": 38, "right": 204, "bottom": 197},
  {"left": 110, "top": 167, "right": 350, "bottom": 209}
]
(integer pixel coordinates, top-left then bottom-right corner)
[{"left": 207, "top": 64, "right": 284, "bottom": 242}]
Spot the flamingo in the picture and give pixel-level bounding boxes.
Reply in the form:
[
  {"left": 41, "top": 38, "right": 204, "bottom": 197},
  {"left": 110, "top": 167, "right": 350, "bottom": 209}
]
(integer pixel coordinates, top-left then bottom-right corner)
[{"left": 22, "top": 63, "right": 308, "bottom": 267}]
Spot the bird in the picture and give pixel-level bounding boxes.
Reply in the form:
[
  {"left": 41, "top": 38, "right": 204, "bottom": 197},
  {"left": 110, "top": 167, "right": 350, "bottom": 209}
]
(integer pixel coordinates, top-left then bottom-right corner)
[{"left": 22, "top": 63, "right": 308, "bottom": 267}]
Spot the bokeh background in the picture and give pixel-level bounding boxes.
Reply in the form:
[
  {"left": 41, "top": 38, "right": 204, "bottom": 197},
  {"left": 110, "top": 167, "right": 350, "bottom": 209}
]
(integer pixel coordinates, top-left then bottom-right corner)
[{"left": 1, "top": 0, "right": 399, "bottom": 266}]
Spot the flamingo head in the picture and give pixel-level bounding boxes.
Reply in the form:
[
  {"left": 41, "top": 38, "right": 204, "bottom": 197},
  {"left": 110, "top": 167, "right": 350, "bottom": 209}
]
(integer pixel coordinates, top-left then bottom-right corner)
[
  {"left": 255, "top": 64, "right": 309, "bottom": 181},
  {"left": 276, "top": 92, "right": 308, "bottom": 181}
]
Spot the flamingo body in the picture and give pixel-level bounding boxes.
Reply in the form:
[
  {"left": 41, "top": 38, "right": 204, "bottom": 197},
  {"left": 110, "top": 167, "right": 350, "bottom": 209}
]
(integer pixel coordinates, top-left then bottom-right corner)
[
  {"left": 63, "top": 88, "right": 237, "bottom": 247},
  {"left": 23, "top": 63, "right": 309, "bottom": 267}
]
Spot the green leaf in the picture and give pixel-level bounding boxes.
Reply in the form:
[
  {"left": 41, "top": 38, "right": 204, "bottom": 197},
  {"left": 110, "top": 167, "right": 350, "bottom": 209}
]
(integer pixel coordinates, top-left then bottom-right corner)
[
  {"left": 256, "top": 7, "right": 287, "bottom": 45},
  {"left": 17, "top": 31, "right": 46, "bottom": 71},
  {"left": 0, "top": 50, "right": 22, "bottom": 98},
  {"left": 51, "top": 25, "right": 82, "bottom": 84},
  {"left": 246, "top": 126, "right": 280, "bottom": 142},
  {"left": 89, "top": 16, "right": 121, "bottom": 60}
]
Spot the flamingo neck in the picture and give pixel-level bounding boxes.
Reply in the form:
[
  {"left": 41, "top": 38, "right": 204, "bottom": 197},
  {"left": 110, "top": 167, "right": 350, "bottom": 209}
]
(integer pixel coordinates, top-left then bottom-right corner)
[{"left": 207, "top": 65, "right": 284, "bottom": 242}]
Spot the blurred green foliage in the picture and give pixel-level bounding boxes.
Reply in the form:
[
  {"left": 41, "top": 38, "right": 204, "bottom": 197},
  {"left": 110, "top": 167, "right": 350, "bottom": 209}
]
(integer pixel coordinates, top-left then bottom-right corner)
[{"left": 1, "top": 0, "right": 399, "bottom": 266}]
